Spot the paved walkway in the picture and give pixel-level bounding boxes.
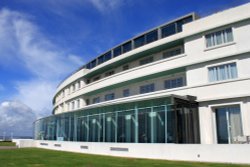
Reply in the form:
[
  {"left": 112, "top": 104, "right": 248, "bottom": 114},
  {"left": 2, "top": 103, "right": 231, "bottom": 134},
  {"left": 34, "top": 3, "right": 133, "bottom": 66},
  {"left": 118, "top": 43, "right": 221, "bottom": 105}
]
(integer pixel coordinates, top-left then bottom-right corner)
[{"left": 0, "top": 146, "right": 18, "bottom": 150}]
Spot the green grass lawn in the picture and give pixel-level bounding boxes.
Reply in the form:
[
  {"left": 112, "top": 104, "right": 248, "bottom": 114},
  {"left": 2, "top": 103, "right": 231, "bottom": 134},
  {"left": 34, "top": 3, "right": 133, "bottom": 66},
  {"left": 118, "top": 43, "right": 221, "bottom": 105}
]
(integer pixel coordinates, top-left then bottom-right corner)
[
  {"left": 0, "top": 141, "right": 16, "bottom": 146},
  {"left": 0, "top": 148, "right": 249, "bottom": 167}
]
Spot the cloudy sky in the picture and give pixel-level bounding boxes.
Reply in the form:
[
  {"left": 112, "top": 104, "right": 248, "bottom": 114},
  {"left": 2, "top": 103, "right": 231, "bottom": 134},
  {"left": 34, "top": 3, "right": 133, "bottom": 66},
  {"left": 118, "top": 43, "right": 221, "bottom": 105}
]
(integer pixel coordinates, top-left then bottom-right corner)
[{"left": 0, "top": 0, "right": 248, "bottom": 137}]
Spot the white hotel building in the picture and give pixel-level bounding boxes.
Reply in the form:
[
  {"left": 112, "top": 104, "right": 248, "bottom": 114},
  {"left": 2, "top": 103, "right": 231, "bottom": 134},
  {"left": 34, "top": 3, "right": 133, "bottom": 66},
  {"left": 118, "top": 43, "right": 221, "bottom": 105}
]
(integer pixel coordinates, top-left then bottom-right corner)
[{"left": 33, "top": 3, "right": 250, "bottom": 163}]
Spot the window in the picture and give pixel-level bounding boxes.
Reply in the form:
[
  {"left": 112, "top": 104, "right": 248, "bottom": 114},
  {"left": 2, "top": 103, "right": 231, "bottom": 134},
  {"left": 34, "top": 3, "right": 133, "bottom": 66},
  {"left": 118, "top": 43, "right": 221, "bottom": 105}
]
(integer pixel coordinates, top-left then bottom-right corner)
[
  {"left": 90, "top": 59, "right": 97, "bottom": 69},
  {"left": 122, "top": 64, "right": 129, "bottom": 71},
  {"left": 123, "top": 89, "right": 130, "bottom": 97},
  {"left": 93, "top": 76, "right": 101, "bottom": 82},
  {"left": 140, "top": 83, "right": 155, "bottom": 94},
  {"left": 163, "top": 47, "right": 183, "bottom": 59},
  {"left": 215, "top": 105, "right": 242, "bottom": 144},
  {"left": 86, "top": 79, "right": 90, "bottom": 84},
  {"left": 103, "top": 51, "right": 112, "bottom": 62},
  {"left": 93, "top": 97, "right": 100, "bottom": 104},
  {"left": 122, "top": 42, "right": 132, "bottom": 53},
  {"left": 77, "top": 99, "right": 80, "bottom": 108},
  {"left": 105, "top": 93, "right": 115, "bottom": 101},
  {"left": 208, "top": 62, "right": 238, "bottom": 82},
  {"left": 161, "top": 23, "right": 176, "bottom": 38},
  {"left": 113, "top": 46, "right": 122, "bottom": 57},
  {"left": 71, "top": 101, "right": 75, "bottom": 110},
  {"left": 134, "top": 35, "right": 145, "bottom": 48},
  {"left": 205, "top": 28, "right": 233, "bottom": 48},
  {"left": 145, "top": 30, "right": 158, "bottom": 44},
  {"left": 105, "top": 70, "right": 115, "bottom": 77},
  {"left": 165, "top": 77, "right": 185, "bottom": 89},
  {"left": 86, "top": 99, "right": 89, "bottom": 105},
  {"left": 98, "top": 55, "right": 104, "bottom": 64},
  {"left": 139, "top": 57, "right": 153, "bottom": 66},
  {"left": 176, "top": 16, "right": 193, "bottom": 32}
]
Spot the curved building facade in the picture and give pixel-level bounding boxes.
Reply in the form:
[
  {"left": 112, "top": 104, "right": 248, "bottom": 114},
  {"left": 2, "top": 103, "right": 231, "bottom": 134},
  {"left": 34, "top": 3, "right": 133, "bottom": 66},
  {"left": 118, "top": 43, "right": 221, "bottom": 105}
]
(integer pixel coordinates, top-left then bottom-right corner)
[{"left": 35, "top": 2, "right": 250, "bottom": 148}]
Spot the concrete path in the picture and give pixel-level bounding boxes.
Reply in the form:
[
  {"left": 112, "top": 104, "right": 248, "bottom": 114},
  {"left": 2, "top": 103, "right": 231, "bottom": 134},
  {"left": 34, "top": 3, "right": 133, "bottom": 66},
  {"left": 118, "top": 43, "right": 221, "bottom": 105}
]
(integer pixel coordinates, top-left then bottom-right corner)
[{"left": 0, "top": 146, "right": 18, "bottom": 150}]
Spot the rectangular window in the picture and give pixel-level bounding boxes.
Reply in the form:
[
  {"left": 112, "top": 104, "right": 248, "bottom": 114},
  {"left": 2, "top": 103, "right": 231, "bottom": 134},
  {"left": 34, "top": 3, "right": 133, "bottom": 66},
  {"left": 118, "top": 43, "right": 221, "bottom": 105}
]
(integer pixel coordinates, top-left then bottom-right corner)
[
  {"left": 122, "top": 64, "right": 129, "bottom": 71},
  {"left": 122, "top": 42, "right": 132, "bottom": 53},
  {"left": 105, "top": 93, "right": 115, "bottom": 101},
  {"left": 205, "top": 28, "right": 233, "bottom": 48},
  {"left": 77, "top": 99, "right": 80, "bottom": 108},
  {"left": 139, "top": 57, "right": 153, "bottom": 66},
  {"left": 123, "top": 89, "right": 130, "bottom": 97},
  {"left": 140, "top": 83, "right": 155, "bottom": 94},
  {"left": 161, "top": 23, "right": 176, "bottom": 38},
  {"left": 145, "top": 30, "right": 158, "bottom": 44},
  {"left": 86, "top": 99, "right": 89, "bottom": 105},
  {"left": 113, "top": 46, "right": 122, "bottom": 57},
  {"left": 134, "top": 35, "right": 145, "bottom": 48},
  {"left": 104, "top": 51, "right": 112, "bottom": 62},
  {"left": 71, "top": 101, "right": 75, "bottom": 110},
  {"left": 93, "top": 97, "right": 100, "bottom": 104},
  {"left": 208, "top": 62, "right": 238, "bottom": 82},
  {"left": 163, "top": 47, "right": 183, "bottom": 59},
  {"left": 165, "top": 77, "right": 185, "bottom": 89},
  {"left": 105, "top": 70, "right": 115, "bottom": 77},
  {"left": 93, "top": 76, "right": 101, "bottom": 82},
  {"left": 98, "top": 55, "right": 104, "bottom": 64},
  {"left": 90, "top": 60, "right": 97, "bottom": 69},
  {"left": 176, "top": 16, "right": 193, "bottom": 32},
  {"left": 215, "top": 105, "right": 242, "bottom": 144}
]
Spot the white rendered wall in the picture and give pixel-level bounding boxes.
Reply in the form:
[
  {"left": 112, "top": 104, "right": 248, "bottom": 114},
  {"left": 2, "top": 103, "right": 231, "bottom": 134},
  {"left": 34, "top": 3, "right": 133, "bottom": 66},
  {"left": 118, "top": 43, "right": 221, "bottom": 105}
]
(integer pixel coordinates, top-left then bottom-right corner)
[{"left": 32, "top": 140, "right": 250, "bottom": 164}]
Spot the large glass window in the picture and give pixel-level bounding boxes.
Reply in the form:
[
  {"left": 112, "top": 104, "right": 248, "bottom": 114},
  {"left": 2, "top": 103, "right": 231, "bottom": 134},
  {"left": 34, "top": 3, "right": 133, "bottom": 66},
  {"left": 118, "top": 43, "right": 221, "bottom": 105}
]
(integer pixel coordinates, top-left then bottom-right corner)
[
  {"left": 122, "top": 42, "right": 132, "bottom": 53},
  {"left": 105, "top": 113, "right": 116, "bottom": 142},
  {"left": 140, "top": 83, "right": 155, "bottom": 94},
  {"left": 208, "top": 62, "right": 238, "bottom": 82},
  {"left": 117, "top": 110, "right": 136, "bottom": 142},
  {"left": 105, "top": 93, "right": 115, "bottom": 101},
  {"left": 176, "top": 16, "right": 193, "bottom": 32},
  {"left": 134, "top": 35, "right": 145, "bottom": 48},
  {"left": 161, "top": 23, "right": 176, "bottom": 38},
  {"left": 165, "top": 77, "right": 185, "bottom": 89},
  {"left": 215, "top": 105, "right": 242, "bottom": 144},
  {"left": 104, "top": 51, "right": 112, "bottom": 61},
  {"left": 205, "top": 28, "right": 233, "bottom": 48},
  {"left": 113, "top": 46, "right": 122, "bottom": 57},
  {"left": 145, "top": 30, "right": 158, "bottom": 44}
]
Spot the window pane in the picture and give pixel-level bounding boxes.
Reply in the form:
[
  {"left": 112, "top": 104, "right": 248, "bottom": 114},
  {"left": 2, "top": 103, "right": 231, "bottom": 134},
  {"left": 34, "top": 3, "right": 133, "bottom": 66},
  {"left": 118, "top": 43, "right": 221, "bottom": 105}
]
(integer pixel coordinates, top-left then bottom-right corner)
[
  {"left": 139, "top": 57, "right": 153, "bottom": 66},
  {"left": 113, "top": 46, "right": 122, "bottom": 57},
  {"left": 122, "top": 42, "right": 132, "bottom": 53},
  {"left": 205, "top": 28, "right": 233, "bottom": 48},
  {"left": 134, "top": 36, "right": 145, "bottom": 48},
  {"left": 104, "top": 51, "right": 112, "bottom": 61},
  {"left": 161, "top": 23, "right": 176, "bottom": 38},
  {"left": 208, "top": 63, "right": 237, "bottom": 82},
  {"left": 145, "top": 30, "right": 158, "bottom": 44}
]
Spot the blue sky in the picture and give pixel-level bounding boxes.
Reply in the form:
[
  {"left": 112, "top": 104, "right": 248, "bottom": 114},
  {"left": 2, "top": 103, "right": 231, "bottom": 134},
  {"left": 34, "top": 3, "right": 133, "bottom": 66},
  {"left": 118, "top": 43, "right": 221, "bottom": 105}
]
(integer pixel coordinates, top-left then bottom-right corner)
[{"left": 0, "top": 0, "right": 249, "bottom": 136}]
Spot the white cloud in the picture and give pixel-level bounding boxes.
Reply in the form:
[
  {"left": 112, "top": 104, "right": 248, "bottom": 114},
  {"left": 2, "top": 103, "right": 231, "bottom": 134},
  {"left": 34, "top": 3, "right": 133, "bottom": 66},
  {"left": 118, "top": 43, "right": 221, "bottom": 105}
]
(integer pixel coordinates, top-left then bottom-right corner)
[
  {"left": 0, "top": 8, "right": 85, "bottom": 136},
  {"left": 87, "top": 0, "right": 125, "bottom": 12},
  {"left": 0, "top": 101, "right": 36, "bottom": 137}
]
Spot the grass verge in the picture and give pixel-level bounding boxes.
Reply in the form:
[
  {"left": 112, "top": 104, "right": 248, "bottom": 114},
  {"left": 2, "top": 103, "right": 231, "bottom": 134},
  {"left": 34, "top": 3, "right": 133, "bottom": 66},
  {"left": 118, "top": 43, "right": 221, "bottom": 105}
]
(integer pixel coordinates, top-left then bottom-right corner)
[
  {"left": 0, "top": 148, "right": 249, "bottom": 167},
  {"left": 0, "top": 141, "right": 16, "bottom": 146}
]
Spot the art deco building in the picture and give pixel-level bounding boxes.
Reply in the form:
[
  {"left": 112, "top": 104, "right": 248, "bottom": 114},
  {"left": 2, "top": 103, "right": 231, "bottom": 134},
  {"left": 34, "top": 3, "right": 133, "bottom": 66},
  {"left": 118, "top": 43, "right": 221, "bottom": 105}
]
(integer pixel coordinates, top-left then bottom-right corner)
[{"left": 35, "top": 3, "right": 250, "bottom": 148}]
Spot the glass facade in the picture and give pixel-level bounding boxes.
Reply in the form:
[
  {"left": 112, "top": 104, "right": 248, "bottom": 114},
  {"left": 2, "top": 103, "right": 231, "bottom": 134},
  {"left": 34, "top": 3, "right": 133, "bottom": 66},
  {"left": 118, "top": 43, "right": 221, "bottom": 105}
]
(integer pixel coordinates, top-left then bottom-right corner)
[{"left": 35, "top": 96, "right": 200, "bottom": 144}]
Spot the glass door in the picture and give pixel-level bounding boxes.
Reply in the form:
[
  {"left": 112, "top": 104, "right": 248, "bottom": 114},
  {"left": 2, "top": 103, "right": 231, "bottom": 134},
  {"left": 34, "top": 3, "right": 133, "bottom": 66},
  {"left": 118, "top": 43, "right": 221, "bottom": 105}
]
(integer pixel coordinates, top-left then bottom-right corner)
[{"left": 215, "top": 105, "right": 242, "bottom": 144}]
